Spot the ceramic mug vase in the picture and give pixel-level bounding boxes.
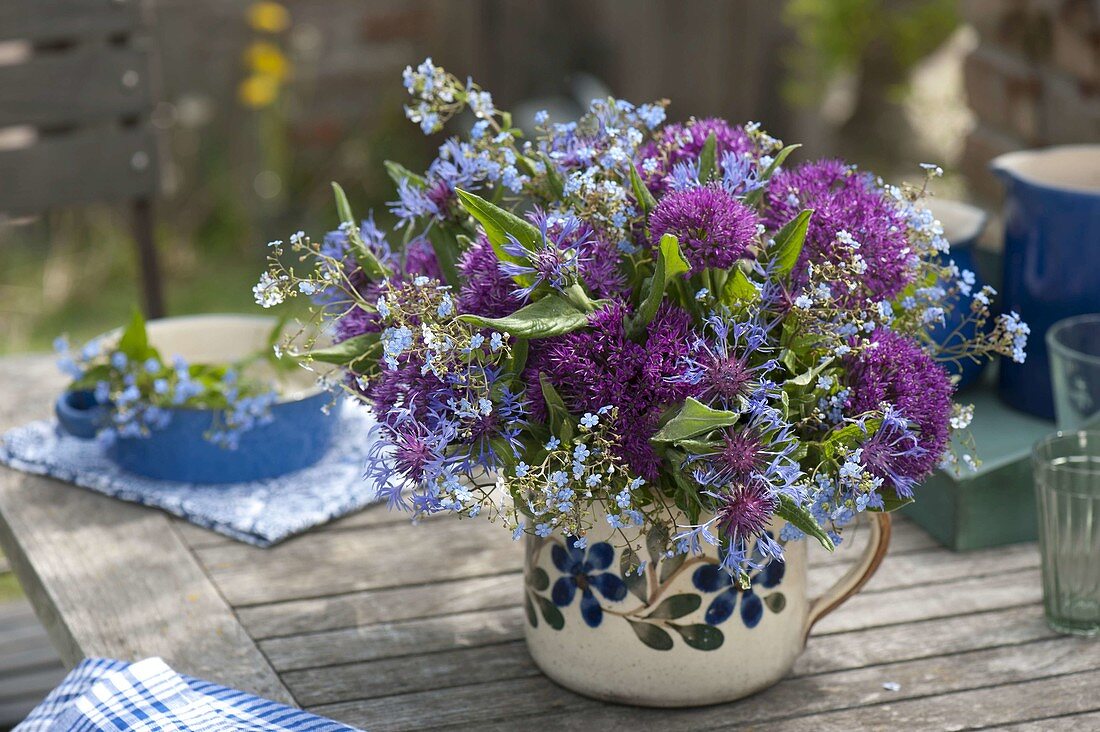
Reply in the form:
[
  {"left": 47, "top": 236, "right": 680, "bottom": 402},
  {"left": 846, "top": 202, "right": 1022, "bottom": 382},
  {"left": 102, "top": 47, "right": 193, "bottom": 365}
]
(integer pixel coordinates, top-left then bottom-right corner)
[{"left": 524, "top": 512, "right": 891, "bottom": 707}]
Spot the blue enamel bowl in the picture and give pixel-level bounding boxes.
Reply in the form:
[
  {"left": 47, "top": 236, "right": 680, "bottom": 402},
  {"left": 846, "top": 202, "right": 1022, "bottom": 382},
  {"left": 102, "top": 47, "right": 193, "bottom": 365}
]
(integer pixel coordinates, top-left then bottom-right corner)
[{"left": 55, "top": 315, "right": 339, "bottom": 484}]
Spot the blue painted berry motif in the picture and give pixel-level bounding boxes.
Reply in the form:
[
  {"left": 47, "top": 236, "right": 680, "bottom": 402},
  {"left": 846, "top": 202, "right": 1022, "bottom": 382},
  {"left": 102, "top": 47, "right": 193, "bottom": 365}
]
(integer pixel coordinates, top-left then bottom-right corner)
[
  {"left": 691, "top": 535, "right": 786, "bottom": 628},
  {"left": 550, "top": 539, "right": 628, "bottom": 627}
]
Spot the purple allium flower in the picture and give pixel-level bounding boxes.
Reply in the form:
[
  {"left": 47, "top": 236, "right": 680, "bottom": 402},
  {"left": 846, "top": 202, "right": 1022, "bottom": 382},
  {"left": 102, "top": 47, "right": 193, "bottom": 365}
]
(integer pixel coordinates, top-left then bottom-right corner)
[
  {"left": 636, "top": 118, "right": 754, "bottom": 195},
  {"left": 715, "top": 480, "right": 778, "bottom": 543},
  {"left": 763, "top": 159, "right": 915, "bottom": 301},
  {"left": 404, "top": 237, "right": 442, "bottom": 280},
  {"left": 527, "top": 301, "right": 696, "bottom": 480},
  {"left": 649, "top": 186, "right": 759, "bottom": 274},
  {"left": 843, "top": 329, "right": 954, "bottom": 488},
  {"left": 456, "top": 234, "right": 521, "bottom": 319}
]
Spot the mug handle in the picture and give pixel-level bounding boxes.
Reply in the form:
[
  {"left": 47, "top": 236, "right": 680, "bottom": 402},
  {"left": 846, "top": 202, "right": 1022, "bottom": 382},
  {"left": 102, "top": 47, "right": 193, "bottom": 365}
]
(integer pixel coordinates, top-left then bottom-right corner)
[{"left": 802, "top": 512, "right": 892, "bottom": 642}]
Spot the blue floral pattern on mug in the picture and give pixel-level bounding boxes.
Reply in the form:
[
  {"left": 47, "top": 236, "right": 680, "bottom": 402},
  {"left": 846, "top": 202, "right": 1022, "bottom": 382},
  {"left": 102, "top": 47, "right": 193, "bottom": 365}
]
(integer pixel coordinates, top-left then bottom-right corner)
[
  {"left": 692, "top": 555, "right": 784, "bottom": 627},
  {"left": 525, "top": 531, "right": 787, "bottom": 650},
  {"left": 550, "top": 539, "right": 628, "bottom": 627}
]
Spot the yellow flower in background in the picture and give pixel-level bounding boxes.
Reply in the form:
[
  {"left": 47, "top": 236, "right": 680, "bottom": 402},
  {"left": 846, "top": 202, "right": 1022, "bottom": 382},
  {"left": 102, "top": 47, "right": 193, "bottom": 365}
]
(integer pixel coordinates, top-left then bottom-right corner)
[
  {"left": 245, "top": 41, "right": 289, "bottom": 81},
  {"left": 247, "top": 1, "right": 290, "bottom": 33},
  {"left": 238, "top": 74, "right": 280, "bottom": 109}
]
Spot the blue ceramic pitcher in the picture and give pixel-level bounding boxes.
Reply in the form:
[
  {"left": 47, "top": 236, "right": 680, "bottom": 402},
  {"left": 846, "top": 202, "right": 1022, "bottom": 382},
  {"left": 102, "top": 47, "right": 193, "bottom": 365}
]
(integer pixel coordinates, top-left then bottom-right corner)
[
  {"left": 993, "top": 145, "right": 1100, "bottom": 420},
  {"left": 926, "top": 199, "right": 990, "bottom": 390}
]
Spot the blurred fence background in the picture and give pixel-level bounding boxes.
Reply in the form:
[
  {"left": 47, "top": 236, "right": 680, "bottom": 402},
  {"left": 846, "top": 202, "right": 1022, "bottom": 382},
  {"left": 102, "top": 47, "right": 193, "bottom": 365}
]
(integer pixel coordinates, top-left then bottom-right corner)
[{"left": 1, "top": 0, "right": 1097, "bottom": 353}]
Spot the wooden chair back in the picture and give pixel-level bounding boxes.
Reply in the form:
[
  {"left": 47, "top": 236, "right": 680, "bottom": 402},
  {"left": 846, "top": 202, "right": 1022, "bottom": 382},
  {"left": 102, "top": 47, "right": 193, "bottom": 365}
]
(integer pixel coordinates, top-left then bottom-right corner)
[{"left": 0, "top": 0, "right": 164, "bottom": 316}]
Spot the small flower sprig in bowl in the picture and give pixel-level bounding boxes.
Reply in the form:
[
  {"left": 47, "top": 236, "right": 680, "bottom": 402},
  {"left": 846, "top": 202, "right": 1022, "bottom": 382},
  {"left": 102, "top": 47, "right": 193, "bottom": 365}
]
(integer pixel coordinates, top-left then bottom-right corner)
[{"left": 54, "top": 311, "right": 337, "bottom": 483}]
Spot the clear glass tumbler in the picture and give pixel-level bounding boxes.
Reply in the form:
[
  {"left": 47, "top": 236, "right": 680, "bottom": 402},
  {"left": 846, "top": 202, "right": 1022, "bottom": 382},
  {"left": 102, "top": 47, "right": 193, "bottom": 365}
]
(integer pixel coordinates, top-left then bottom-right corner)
[
  {"left": 1033, "top": 431, "right": 1100, "bottom": 636},
  {"left": 1048, "top": 314, "right": 1100, "bottom": 429}
]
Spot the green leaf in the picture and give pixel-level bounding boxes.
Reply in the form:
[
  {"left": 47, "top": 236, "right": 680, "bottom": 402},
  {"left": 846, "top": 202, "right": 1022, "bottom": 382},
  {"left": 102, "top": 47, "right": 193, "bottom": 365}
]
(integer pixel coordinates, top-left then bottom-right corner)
[
  {"left": 765, "top": 209, "right": 813, "bottom": 278},
  {"left": 720, "top": 268, "right": 758, "bottom": 307},
  {"left": 384, "top": 160, "right": 427, "bottom": 190},
  {"left": 651, "top": 397, "right": 740, "bottom": 444},
  {"left": 764, "top": 592, "right": 787, "bottom": 613},
  {"left": 533, "top": 593, "right": 564, "bottom": 630},
  {"left": 117, "top": 307, "right": 150, "bottom": 359},
  {"left": 539, "top": 373, "right": 574, "bottom": 442},
  {"left": 628, "top": 163, "right": 658, "bottom": 216},
  {"left": 648, "top": 594, "right": 701, "bottom": 620},
  {"left": 670, "top": 623, "right": 724, "bottom": 651},
  {"left": 776, "top": 494, "right": 835, "bottom": 552},
  {"left": 659, "top": 553, "right": 686, "bottom": 584},
  {"left": 331, "top": 182, "right": 388, "bottom": 280},
  {"left": 506, "top": 338, "right": 529, "bottom": 379},
  {"left": 620, "top": 547, "right": 648, "bottom": 603},
  {"left": 630, "top": 233, "right": 691, "bottom": 337},
  {"left": 744, "top": 144, "right": 801, "bottom": 206},
  {"left": 454, "top": 188, "right": 540, "bottom": 285},
  {"left": 528, "top": 566, "right": 550, "bottom": 591},
  {"left": 425, "top": 223, "right": 462, "bottom": 288},
  {"left": 308, "top": 333, "right": 379, "bottom": 367},
  {"left": 524, "top": 593, "right": 538, "bottom": 628},
  {"left": 824, "top": 419, "right": 881, "bottom": 452},
  {"left": 697, "top": 131, "right": 718, "bottom": 183},
  {"left": 645, "top": 523, "right": 669, "bottom": 566},
  {"left": 628, "top": 620, "right": 674, "bottom": 651},
  {"left": 458, "top": 296, "right": 593, "bottom": 339},
  {"left": 538, "top": 152, "right": 564, "bottom": 198}
]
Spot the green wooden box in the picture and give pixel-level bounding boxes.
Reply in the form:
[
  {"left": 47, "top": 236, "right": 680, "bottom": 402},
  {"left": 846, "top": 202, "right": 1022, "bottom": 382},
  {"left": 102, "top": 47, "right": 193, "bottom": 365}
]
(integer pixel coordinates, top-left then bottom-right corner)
[{"left": 901, "top": 375, "right": 1055, "bottom": 550}]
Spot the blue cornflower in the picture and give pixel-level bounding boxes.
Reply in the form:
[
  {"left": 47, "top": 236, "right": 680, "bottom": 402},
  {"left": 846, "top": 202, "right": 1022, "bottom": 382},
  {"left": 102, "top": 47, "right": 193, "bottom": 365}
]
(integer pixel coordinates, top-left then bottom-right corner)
[
  {"left": 672, "top": 312, "right": 779, "bottom": 412},
  {"left": 497, "top": 212, "right": 592, "bottom": 299}
]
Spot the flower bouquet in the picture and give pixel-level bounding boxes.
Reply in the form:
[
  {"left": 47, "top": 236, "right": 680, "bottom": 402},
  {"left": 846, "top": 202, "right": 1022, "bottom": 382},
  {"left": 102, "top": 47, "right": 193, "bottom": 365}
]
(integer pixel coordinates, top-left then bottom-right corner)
[{"left": 258, "top": 59, "right": 1028, "bottom": 705}]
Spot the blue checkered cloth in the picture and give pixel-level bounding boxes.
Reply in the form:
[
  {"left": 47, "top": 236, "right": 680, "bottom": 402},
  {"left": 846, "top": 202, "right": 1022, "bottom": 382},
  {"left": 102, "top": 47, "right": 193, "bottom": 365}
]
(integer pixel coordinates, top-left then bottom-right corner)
[
  {"left": 17, "top": 657, "right": 362, "bottom": 731},
  {"left": 0, "top": 401, "right": 389, "bottom": 547}
]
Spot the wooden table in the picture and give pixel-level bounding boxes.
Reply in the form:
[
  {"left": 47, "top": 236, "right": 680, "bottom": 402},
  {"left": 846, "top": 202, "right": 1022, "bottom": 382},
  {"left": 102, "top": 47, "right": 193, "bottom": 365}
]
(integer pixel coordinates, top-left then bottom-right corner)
[{"left": 2, "top": 354, "right": 1099, "bottom": 730}]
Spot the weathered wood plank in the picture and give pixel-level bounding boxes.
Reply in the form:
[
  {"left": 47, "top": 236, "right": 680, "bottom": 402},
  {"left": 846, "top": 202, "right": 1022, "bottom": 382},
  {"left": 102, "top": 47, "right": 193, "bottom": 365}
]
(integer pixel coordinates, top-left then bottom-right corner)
[
  {"left": 764, "top": 668, "right": 1100, "bottom": 732},
  {"left": 0, "top": 124, "right": 157, "bottom": 215},
  {"left": 282, "top": 600, "right": 1053, "bottom": 707},
  {"left": 0, "top": 0, "right": 140, "bottom": 43},
  {"left": 808, "top": 541, "right": 1038, "bottom": 598},
  {"left": 0, "top": 356, "right": 291, "bottom": 703},
  {"left": 1000, "top": 711, "right": 1100, "bottom": 730},
  {"left": 196, "top": 517, "right": 519, "bottom": 607},
  {"left": 813, "top": 566, "right": 1042, "bottom": 635},
  {"left": 238, "top": 573, "right": 519, "bottom": 640},
  {"left": 310, "top": 640, "right": 1100, "bottom": 731},
  {"left": 196, "top": 515, "right": 1033, "bottom": 608},
  {"left": 0, "top": 46, "right": 152, "bottom": 128},
  {"left": 258, "top": 561, "right": 1042, "bottom": 677},
  {"left": 262, "top": 606, "right": 526, "bottom": 672}
]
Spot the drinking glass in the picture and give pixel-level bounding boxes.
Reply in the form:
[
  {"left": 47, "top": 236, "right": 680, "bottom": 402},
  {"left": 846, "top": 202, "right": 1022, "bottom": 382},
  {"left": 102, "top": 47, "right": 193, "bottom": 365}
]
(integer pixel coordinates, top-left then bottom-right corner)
[
  {"left": 1048, "top": 314, "right": 1100, "bottom": 429},
  {"left": 1033, "top": 431, "right": 1100, "bottom": 636}
]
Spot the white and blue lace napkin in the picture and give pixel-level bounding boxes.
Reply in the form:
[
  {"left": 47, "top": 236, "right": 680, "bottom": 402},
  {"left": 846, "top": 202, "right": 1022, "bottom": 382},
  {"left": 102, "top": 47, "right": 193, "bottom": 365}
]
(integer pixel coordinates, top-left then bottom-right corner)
[
  {"left": 0, "top": 401, "right": 387, "bottom": 547},
  {"left": 17, "top": 657, "right": 362, "bottom": 731}
]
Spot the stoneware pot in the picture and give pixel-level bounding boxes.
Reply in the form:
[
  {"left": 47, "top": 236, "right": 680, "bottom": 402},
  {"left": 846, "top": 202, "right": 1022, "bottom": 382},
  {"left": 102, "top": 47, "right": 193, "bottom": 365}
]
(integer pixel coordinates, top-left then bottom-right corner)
[
  {"left": 926, "top": 198, "right": 991, "bottom": 390},
  {"left": 524, "top": 511, "right": 891, "bottom": 707},
  {"left": 992, "top": 145, "right": 1100, "bottom": 420},
  {"left": 55, "top": 314, "right": 338, "bottom": 483}
]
